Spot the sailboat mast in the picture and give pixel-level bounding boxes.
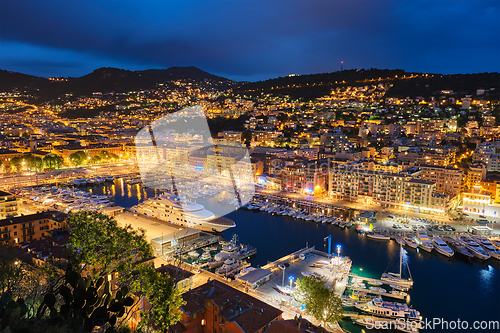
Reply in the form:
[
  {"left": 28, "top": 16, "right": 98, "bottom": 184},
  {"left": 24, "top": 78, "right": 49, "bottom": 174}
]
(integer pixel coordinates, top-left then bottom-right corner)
[{"left": 399, "top": 243, "right": 403, "bottom": 278}]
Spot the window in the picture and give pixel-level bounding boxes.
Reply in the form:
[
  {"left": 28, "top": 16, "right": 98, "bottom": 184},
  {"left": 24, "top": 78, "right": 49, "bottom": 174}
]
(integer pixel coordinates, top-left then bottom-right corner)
[
  {"left": 193, "top": 313, "right": 196, "bottom": 319},
  {"left": 193, "top": 323, "right": 197, "bottom": 332}
]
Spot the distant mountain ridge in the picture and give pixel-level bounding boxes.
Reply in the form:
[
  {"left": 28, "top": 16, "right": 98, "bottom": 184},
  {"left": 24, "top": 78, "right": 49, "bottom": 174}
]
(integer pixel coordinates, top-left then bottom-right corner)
[
  {"left": 0, "top": 66, "right": 234, "bottom": 101},
  {"left": 1, "top": 67, "right": 499, "bottom": 103}
]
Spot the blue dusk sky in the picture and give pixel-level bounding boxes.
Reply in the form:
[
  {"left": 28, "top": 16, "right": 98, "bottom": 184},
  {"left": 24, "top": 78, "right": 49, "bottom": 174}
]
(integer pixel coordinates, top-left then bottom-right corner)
[{"left": 0, "top": 0, "right": 499, "bottom": 81}]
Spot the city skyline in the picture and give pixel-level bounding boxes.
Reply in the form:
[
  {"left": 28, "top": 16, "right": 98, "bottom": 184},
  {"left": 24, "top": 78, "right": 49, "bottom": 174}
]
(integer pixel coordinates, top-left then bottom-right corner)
[{"left": 0, "top": 0, "right": 499, "bottom": 81}]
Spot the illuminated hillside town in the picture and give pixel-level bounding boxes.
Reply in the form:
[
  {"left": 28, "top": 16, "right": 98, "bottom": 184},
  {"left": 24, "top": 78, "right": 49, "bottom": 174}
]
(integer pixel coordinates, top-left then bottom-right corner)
[{"left": 1, "top": 1, "right": 499, "bottom": 333}]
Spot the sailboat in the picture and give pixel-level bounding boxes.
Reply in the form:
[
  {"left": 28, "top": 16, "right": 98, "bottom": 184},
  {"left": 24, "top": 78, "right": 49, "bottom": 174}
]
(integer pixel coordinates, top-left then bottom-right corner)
[{"left": 381, "top": 243, "right": 414, "bottom": 288}]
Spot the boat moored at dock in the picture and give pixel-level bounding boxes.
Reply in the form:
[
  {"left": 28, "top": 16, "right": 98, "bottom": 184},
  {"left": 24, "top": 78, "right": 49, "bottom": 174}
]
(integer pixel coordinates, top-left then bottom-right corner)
[
  {"left": 431, "top": 235, "right": 454, "bottom": 257},
  {"left": 355, "top": 298, "right": 421, "bottom": 321}
]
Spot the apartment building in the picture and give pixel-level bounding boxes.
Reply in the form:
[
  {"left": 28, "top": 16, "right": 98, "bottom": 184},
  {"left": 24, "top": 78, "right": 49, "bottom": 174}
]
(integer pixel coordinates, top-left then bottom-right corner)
[
  {"left": 328, "top": 167, "right": 449, "bottom": 214},
  {"left": 466, "top": 163, "right": 487, "bottom": 190},
  {"left": 0, "top": 211, "right": 68, "bottom": 245},
  {"left": 419, "top": 164, "right": 464, "bottom": 196},
  {"left": 0, "top": 190, "right": 17, "bottom": 219},
  {"left": 462, "top": 186, "right": 500, "bottom": 218},
  {"left": 473, "top": 141, "right": 500, "bottom": 172}
]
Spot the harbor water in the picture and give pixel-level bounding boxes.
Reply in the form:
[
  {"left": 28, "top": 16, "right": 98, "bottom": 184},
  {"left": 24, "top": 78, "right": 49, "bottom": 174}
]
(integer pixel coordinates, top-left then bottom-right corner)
[{"left": 88, "top": 180, "right": 500, "bottom": 333}]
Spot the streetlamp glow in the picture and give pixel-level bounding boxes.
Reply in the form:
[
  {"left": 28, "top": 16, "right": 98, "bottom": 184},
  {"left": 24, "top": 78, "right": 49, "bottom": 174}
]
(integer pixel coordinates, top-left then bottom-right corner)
[
  {"left": 289, "top": 275, "right": 295, "bottom": 291},
  {"left": 336, "top": 244, "right": 341, "bottom": 257}
]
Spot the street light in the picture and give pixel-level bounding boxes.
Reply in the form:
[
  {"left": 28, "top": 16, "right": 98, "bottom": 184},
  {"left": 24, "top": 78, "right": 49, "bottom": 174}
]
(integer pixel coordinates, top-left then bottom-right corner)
[
  {"left": 288, "top": 275, "right": 295, "bottom": 291},
  {"left": 336, "top": 244, "right": 341, "bottom": 258}
]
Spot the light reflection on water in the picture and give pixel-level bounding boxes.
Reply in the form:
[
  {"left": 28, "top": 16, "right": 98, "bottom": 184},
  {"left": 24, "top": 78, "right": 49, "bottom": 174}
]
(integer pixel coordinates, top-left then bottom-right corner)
[
  {"left": 83, "top": 180, "right": 499, "bottom": 333},
  {"left": 479, "top": 265, "right": 495, "bottom": 293}
]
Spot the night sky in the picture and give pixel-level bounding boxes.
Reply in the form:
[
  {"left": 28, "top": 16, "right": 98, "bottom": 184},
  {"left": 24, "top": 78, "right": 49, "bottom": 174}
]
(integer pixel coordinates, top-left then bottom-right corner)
[{"left": 0, "top": 0, "right": 499, "bottom": 81}]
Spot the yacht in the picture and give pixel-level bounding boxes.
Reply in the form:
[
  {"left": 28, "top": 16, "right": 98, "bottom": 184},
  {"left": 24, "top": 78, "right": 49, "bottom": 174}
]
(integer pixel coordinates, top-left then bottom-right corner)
[
  {"left": 404, "top": 236, "right": 419, "bottom": 249},
  {"left": 457, "top": 235, "right": 490, "bottom": 260},
  {"left": 367, "top": 232, "right": 391, "bottom": 240},
  {"left": 415, "top": 230, "right": 434, "bottom": 252},
  {"left": 441, "top": 236, "right": 474, "bottom": 260},
  {"left": 132, "top": 192, "right": 236, "bottom": 233},
  {"left": 215, "top": 258, "right": 240, "bottom": 275},
  {"left": 431, "top": 236, "right": 454, "bottom": 257},
  {"left": 474, "top": 236, "right": 500, "bottom": 260},
  {"left": 355, "top": 298, "right": 421, "bottom": 321}
]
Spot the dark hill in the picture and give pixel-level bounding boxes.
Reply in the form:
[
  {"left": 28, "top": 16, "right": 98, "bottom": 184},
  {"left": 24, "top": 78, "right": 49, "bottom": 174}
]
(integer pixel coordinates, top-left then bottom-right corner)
[
  {"left": 0, "top": 66, "right": 234, "bottom": 101},
  {"left": 234, "top": 69, "right": 500, "bottom": 100}
]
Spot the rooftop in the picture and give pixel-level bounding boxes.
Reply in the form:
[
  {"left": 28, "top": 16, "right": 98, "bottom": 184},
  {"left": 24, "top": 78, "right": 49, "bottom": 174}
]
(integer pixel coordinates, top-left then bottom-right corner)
[
  {"left": 181, "top": 280, "right": 282, "bottom": 333},
  {"left": 0, "top": 211, "right": 67, "bottom": 227}
]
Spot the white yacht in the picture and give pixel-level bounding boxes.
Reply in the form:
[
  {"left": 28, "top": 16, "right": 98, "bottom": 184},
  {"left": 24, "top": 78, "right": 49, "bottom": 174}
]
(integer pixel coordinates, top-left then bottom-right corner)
[
  {"left": 431, "top": 235, "right": 454, "bottom": 257},
  {"left": 458, "top": 235, "right": 490, "bottom": 260},
  {"left": 355, "top": 298, "right": 421, "bottom": 321},
  {"left": 415, "top": 230, "right": 433, "bottom": 252},
  {"left": 474, "top": 236, "right": 500, "bottom": 260},
  {"left": 132, "top": 192, "right": 236, "bottom": 233}
]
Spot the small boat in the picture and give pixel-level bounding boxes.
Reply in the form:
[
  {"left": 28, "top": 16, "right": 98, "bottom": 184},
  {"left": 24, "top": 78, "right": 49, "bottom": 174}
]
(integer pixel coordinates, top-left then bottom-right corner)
[
  {"left": 368, "top": 280, "right": 384, "bottom": 286},
  {"left": 390, "top": 290, "right": 408, "bottom": 297},
  {"left": 276, "top": 284, "right": 293, "bottom": 295},
  {"left": 389, "top": 284, "right": 409, "bottom": 292},
  {"left": 301, "top": 271, "right": 323, "bottom": 279},
  {"left": 188, "top": 251, "right": 200, "bottom": 258},
  {"left": 200, "top": 251, "right": 211, "bottom": 260},
  {"left": 367, "top": 233, "right": 391, "bottom": 240},
  {"left": 381, "top": 243, "right": 414, "bottom": 288},
  {"left": 299, "top": 253, "right": 306, "bottom": 260},
  {"left": 369, "top": 286, "right": 387, "bottom": 293}
]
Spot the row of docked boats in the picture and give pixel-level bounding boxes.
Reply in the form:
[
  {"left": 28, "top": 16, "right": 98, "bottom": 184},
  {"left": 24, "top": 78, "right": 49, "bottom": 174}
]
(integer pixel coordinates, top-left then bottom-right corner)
[
  {"left": 22, "top": 185, "right": 114, "bottom": 213},
  {"left": 245, "top": 201, "right": 351, "bottom": 227},
  {"left": 63, "top": 175, "right": 116, "bottom": 186},
  {"left": 205, "top": 235, "right": 257, "bottom": 269},
  {"left": 367, "top": 228, "right": 500, "bottom": 261},
  {"left": 416, "top": 232, "right": 500, "bottom": 261}
]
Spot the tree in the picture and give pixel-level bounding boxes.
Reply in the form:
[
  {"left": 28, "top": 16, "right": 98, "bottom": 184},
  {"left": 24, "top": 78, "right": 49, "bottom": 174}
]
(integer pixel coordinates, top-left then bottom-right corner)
[
  {"left": 69, "top": 151, "right": 87, "bottom": 166},
  {"left": 67, "top": 211, "right": 184, "bottom": 331},
  {"left": 43, "top": 154, "right": 64, "bottom": 169},
  {"left": 132, "top": 264, "right": 185, "bottom": 332},
  {"left": 10, "top": 157, "right": 22, "bottom": 172},
  {"left": 67, "top": 211, "right": 153, "bottom": 280},
  {"left": 0, "top": 245, "right": 51, "bottom": 318},
  {"left": 294, "top": 276, "right": 343, "bottom": 329}
]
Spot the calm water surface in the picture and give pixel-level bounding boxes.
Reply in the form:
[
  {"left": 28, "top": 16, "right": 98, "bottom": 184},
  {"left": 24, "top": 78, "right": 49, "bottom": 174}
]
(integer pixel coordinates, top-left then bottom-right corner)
[{"left": 88, "top": 180, "right": 500, "bottom": 333}]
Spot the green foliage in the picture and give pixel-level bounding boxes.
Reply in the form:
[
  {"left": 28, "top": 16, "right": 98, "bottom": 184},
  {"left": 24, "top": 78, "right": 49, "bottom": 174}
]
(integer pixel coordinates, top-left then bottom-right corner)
[
  {"left": 132, "top": 264, "right": 185, "bottom": 332},
  {"left": 43, "top": 154, "right": 64, "bottom": 169},
  {"left": 67, "top": 210, "right": 153, "bottom": 280},
  {"left": 36, "top": 267, "right": 134, "bottom": 330},
  {"left": 0, "top": 292, "right": 28, "bottom": 331},
  {"left": 69, "top": 151, "right": 87, "bottom": 166},
  {"left": 294, "top": 276, "right": 343, "bottom": 328}
]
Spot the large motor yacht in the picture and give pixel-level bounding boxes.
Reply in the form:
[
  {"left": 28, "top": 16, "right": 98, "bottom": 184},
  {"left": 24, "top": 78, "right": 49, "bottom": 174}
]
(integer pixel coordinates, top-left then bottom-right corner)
[{"left": 131, "top": 192, "right": 235, "bottom": 233}]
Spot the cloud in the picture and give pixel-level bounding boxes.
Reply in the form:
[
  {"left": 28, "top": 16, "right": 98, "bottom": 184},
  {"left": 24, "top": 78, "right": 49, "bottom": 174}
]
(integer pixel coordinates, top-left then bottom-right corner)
[{"left": 0, "top": 0, "right": 499, "bottom": 80}]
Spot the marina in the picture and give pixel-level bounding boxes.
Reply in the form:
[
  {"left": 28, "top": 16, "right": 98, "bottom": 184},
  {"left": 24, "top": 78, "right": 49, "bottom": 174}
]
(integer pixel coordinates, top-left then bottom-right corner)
[{"left": 10, "top": 177, "right": 500, "bottom": 333}]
